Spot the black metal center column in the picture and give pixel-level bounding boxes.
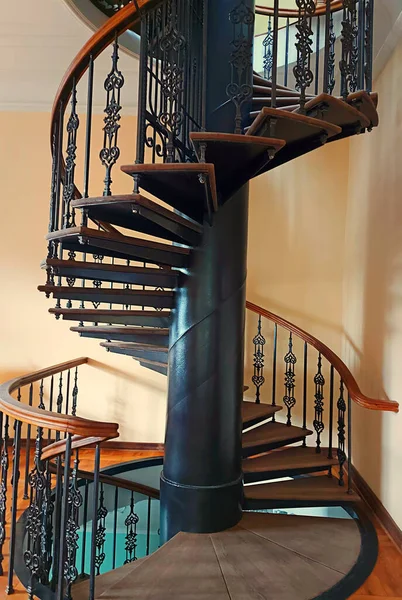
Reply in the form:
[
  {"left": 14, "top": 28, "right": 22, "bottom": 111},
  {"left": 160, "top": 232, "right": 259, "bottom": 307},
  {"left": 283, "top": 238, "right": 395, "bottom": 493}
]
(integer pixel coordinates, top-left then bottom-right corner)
[{"left": 160, "top": 0, "right": 255, "bottom": 542}]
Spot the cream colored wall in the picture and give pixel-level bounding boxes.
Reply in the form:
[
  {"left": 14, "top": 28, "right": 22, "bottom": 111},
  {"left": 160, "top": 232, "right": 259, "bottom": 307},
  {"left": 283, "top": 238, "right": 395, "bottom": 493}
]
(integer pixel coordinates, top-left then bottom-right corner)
[
  {"left": 343, "top": 38, "right": 402, "bottom": 529},
  {"left": 0, "top": 111, "right": 167, "bottom": 443}
]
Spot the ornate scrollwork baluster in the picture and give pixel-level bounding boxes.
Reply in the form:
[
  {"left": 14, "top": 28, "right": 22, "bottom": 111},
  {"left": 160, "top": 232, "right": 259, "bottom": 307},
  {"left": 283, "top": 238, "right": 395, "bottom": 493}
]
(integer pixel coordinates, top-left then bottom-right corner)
[
  {"left": 0, "top": 415, "right": 9, "bottom": 576},
  {"left": 327, "top": 12, "right": 336, "bottom": 94},
  {"left": 252, "top": 315, "right": 265, "bottom": 405},
  {"left": 124, "top": 491, "right": 139, "bottom": 564},
  {"left": 283, "top": 333, "right": 297, "bottom": 426},
  {"left": 62, "top": 82, "right": 79, "bottom": 229},
  {"left": 57, "top": 373, "right": 64, "bottom": 415},
  {"left": 100, "top": 35, "right": 124, "bottom": 196},
  {"left": 71, "top": 367, "right": 79, "bottom": 417},
  {"left": 293, "top": 0, "right": 316, "bottom": 113},
  {"left": 95, "top": 484, "right": 107, "bottom": 575},
  {"left": 313, "top": 353, "right": 325, "bottom": 453},
  {"left": 337, "top": 380, "right": 347, "bottom": 486},
  {"left": 24, "top": 427, "right": 47, "bottom": 599},
  {"left": 340, "top": 0, "right": 359, "bottom": 98},
  {"left": 38, "top": 379, "right": 45, "bottom": 410},
  {"left": 364, "top": 0, "right": 374, "bottom": 92},
  {"left": 41, "top": 462, "right": 54, "bottom": 587},
  {"left": 263, "top": 17, "right": 273, "bottom": 81},
  {"left": 63, "top": 451, "right": 83, "bottom": 600},
  {"left": 227, "top": 1, "right": 255, "bottom": 134}
]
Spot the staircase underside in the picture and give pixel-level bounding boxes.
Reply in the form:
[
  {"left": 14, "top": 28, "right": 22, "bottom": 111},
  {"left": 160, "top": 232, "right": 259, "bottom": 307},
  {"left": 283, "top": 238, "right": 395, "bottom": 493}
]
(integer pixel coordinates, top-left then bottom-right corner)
[{"left": 73, "top": 512, "right": 365, "bottom": 600}]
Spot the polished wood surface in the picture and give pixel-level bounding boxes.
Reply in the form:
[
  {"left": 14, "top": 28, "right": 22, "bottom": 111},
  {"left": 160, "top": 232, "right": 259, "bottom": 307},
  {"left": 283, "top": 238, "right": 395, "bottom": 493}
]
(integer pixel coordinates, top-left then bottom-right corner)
[
  {"left": 243, "top": 445, "right": 337, "bottom": 475},
  {"left": 242, "top": 401, "right": 282, "bottom": 427},
  {"left": 246, "top": 301, "right": 399, "bottom": 413},
  {"left": 242, "top": 421, "right": 313, "bottom": 448},
  {"left": 255, "top": 1, "right": 342, "bottom": 17}
]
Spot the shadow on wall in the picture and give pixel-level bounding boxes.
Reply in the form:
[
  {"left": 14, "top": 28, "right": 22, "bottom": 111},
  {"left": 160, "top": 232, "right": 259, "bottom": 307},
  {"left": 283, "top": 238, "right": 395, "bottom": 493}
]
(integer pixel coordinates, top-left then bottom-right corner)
[{"left": 343, "top": 36, "right": 402, "bottom": 529}]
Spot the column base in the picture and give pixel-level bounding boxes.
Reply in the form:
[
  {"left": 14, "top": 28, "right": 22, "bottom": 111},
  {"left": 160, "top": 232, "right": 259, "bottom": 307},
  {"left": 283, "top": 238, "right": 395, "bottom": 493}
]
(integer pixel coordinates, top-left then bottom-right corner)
[{"left": 160, "top": 472, "right": 243, "bottom": 543}]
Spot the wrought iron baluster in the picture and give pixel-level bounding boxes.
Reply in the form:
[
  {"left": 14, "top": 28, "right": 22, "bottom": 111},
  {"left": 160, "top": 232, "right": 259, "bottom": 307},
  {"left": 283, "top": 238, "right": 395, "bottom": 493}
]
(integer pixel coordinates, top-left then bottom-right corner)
[
  {"left": 313, "top": 353, "right": 325, "bottom": 453},
  {"left": 124, "top": 491, "right": 139, "bottom": 564},
  {"left": 263, "top": 17, "right": 273, "bottom": 81},
  {"left": 293, "top": 0, "right": 316, "bottom": 113},
  {"left": 283, "top": 333, "right": 297, "bottom": 426},
  {"left": 328, "top": 365, "right": 334, "bottom": 462},
  {"left": 100, "top": 35, "right": 124, "bottom": 196},
  {"left": 284, "top": 17, "right": 290, "bottom": 87},
  {"left": 65, "top": 369, "right": 71, "bottom": 416},
  {"left": 302, "top": 341, "right": 308, "bottom": 445},
  {"left": 62, "top": 81, "right": 79, "bottom": 229},
  {"left": 252, "top": 315, "right": 265, "bottom": 405},
  {"left": 25, "top": 427, "right": 47, "bottom": 600},
  {"left": 323, "top": 1, "right": 336, "bottom": 94},
  {"left": 38, "top": 379, "right": 45, "bottom": 410},
  {"left": 42, "top": 460, "right": 54, "bottom": 587},
  {"left": 112, "top": 487, "right": 119, "bottom": 570},
  {"left": 80, "top": 479, "right": 89, "bottom": 579},
  {"left": 272, "top": 323, "right": 278, "bottom": 411},
  {"left": 227, "top": 1, "right": 255, "bottom": 134},
  {"left": 48, "top": 376, "right": 54, "bottom": 443},
  {"left": 72, "top": 367, "right": 79, "bottom": 417},
  {"left": 347, "top": 393, "right": 353, "bottom": 493},
  {"left": 6, "top": 419, "right": 22, "bottom": 594},
  {"left": 364, "top": 0, "right": 374, "bottom": 92},
  {"left": 51, "top": 456, "right": 63, "bottom": 592},
  {"left": 270, "top": 0, "right": 279, "bottom": 118},
  {"left": 56, "top": 434, "right": 73, "bottom": 600},
  {"left": 83, "top": 54, "right": 94, "bottom": 204},
  {"left": 0, "top": 415, "right": 9, "bottom": 576},
  {"left": 24, "top": 383, "right": 34, "bottom": 499},
  {"left": 89, "top": 444, "right": 101, "bottom": 600},
  {"left": 146, "top": 497, "right": 152, "bottom": 556},
  {"left": 315, "top": 15, "right": 320, "bottom": 96},
  {"left": 63, "top": 450, "right": 83, "bottom": 600},
  {"left": 340, "top": 0, "right": 359, "bottom": 99},
  {"left": 95, "top": 484, "right": 107, "bottom": 575},
  {"left": 337, "top": 380, "right": 347, "bottom": 486}
]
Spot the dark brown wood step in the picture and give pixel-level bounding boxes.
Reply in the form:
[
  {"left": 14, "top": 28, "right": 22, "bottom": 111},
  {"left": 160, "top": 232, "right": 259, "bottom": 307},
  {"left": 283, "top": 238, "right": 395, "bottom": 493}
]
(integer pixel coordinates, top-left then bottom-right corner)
[
  {"left": 253, "top": 73, "right": 293, "bottom": 92},
  {"left": 190, "top": 133, "right": 286, "bottom": 198},
  {"left": 101, "top": 341, "right": 168, "bottom": 363},
  {"left": 138, "top": 358, "right": 168, "bottom": 376},
  {"left": 46, "top": 227, "right": 190, "bottom": 268},
  {"left": 253, "top": 84, "right": 315, "bottom": 99},
  {"left": 72, "top": 194, "right": 202, "bottom": 245},
  {"left": 72, "top": 557, "right": 147, "bottom": 600},
  {"left": 247, "top": 108, "right": 341, "bottom": 174},
  {"left": 295, "top": 93, "right": 371, "bottom": 132},
  {"left": 121, "top": 163, "right": 218, "bottom": 224},
  {"left": 347, "top": 90, "right": 379, "bottom": 128},
  {"left": 42, "top": 258, "right": 178, "bottom": 288},
  {"left": 242, "top": 401, "right": 283, "bottom": 429},
  {"left": 39, "top": 285, "right": 174, "bottom": 309},
  {"left": 49, "top": 308, "right": 171, "bottom": 327},
  {"left": 71, "top": 325, "right": 169, "bottom": 346},
  {"left": 252, "top": 96, "right": 314, "bottom": 110},
  {"left": 244, "top": 474, "right": 360, "bottom": 508},
  {"left": 242, "top": 421, "right": 313, "bottom": 458},
  {"left": 243, "top": 446, "right": 338, "bottom": 483}
]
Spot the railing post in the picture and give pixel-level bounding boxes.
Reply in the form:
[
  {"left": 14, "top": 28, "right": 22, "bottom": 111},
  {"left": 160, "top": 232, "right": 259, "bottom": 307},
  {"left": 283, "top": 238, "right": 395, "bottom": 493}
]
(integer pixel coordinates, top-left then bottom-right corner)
[
  {"left": 0, "top": 414, "right": 9, "bottom": 577},
  {"left": 313, "top": 353, "right": 325, "bottom": 453},
  {"left": 263, "top": 16, "right": 273, "bottom": 81},
  {"left": 337, "top": 380, "right": 347, "bottom": 486},
  {"left": 294, "top": 0, "right": 316, "bottom": 113},
  {"left": 270, "top": 0, "right": 279, "bottom": 135},
  {"left": 347, "top": 393, "right": 353, "bottom": 493},
  {"left": 340, "top": 0, "right": 359, "bottom": 99},
  {"left": 328, "top": 365, "right": 334, "bottom": 463},
  {"left": 283, "top": 333, "right": 297, "bottom": 427},
  {"left": 89, "top": 443, "right": 101, "bottom": 600},
  {"left": 56, "top": 433, "right": 72, "bottom": 600},
  {"left": 62, "top": 80, "right": 79, "bottom": 228},
  {"left": 124, "top": 491, "right": 139, "bottom": 564},
  {"left": 252, "top": 315, "right": 266, "bottom": 405},
  {"left": 302, "top": 342, "right": 307, "bottom": 445},
  {"left": 364, "top": 0, "right": 374, "bottom": 92}
]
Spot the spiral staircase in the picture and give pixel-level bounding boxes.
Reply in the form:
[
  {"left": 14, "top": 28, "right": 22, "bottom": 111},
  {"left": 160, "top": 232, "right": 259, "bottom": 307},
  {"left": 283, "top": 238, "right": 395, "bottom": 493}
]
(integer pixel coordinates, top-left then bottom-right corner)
[{"left": 0, "top": 1, "right": 400, "bottom": 599}]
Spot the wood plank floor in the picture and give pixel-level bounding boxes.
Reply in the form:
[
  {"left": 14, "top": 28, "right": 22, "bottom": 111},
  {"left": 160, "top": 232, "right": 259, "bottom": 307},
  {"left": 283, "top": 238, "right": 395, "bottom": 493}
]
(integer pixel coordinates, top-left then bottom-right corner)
[{"left": 0, "top": 449, "right": 400, "bottom": 599}]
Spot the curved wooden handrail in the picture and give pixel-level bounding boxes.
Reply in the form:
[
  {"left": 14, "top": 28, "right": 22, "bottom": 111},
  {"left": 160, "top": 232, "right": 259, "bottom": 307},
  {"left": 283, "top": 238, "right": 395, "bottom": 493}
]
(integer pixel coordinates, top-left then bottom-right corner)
[
  {"left": 256, "top": 1, "right": 343, "bottom": 17},
  {"left": 246, "top": 301, "right": 399, "bottom": 413},
  {"left": 0, "top": 358, "right": 119, "bottom": 438}
]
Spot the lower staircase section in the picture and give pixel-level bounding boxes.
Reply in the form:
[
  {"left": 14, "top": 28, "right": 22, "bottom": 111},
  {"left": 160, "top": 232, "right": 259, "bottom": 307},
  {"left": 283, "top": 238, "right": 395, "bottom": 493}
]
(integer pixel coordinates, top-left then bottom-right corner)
[{"left": 72, "top": 512, "right": 365, "bottom": 600}]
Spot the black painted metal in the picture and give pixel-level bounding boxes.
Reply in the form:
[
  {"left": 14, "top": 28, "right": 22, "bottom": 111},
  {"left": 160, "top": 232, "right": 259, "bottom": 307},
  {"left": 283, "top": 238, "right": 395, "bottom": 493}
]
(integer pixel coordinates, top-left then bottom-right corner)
[
  {"left": 271, "top": 0, "right": 279, "bottom": 111},
  {"left": 252, "top": 315, "right": 265, "bottom": 405},
  {"left": 6, "top": 419, "right": 21, "bottom": 595},
  {"left": 263, "top": 17, "right": 273, "bottom": 81},
  {"left": 89, "top": 443, "right": 101, "bottom": 600},
  {"left": 364, "top": 0, "right": 374, "bottom": 92},
  {"left": 340, "top": 0, "right": 359, "bottom": 99},
  {"left": 293, "top": 0, "right": 315, "bottom": 113},
  {"left": 283, "top": 332, "right": 297, "bottom": 427},
  {"left": 313, "top": 353, "right": 325, "bottom": 453},
  {"left": 302, "top": 341, "right": 307, "bottom": 445},
  {"left": 337, "top": 379, "right": 347, "bottom": 486},
  {"left": 284, "top": 17, "right": 290, "bottom": 87},
  {"left": 328, "top": 365, "right": 334, "bottom": 461},
  {"left": 0, "top": 414, "right": 8, "bottom": 577},
  {"left": 23, "top": 383, "right": 33, "bottom": 499}
]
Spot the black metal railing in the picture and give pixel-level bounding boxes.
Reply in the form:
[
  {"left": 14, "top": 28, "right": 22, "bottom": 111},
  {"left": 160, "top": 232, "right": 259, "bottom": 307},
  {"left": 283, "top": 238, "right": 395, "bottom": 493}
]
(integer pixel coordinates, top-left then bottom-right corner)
[
  {"left": 0, "top": 359, "right": 160, "bottom": 600},
  {"left": 254, "top": 0, "right": 374, "bottom": 110},
  {"left": 245, "top": 303, "right": 399, "bottom": 495}
]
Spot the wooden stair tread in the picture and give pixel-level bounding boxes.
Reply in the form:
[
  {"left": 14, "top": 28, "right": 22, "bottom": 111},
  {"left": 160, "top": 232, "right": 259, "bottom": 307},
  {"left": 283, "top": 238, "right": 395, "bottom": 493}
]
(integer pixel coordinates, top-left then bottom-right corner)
[
  {"left": 103, "top": 341, "right": 168, "bottom": 362},
  {"left": 240, "top": 512, "right": 361, "bottom": 576},
  {"left": 72, "top": 558, "right": 146, "bottom": 600},
  {"left": 46, "top": 226, "right": 189, "bottom": 268},
  {"left": 43, "top": 258, "right": 178, "bottom": 288},
  {"left": 39, "top": 285, "right": 174, "bottom": 308},
  {"left": 101, "top": 341, "right": 168, "bottom": 353},
  {"left": 253, "top": 73, "right": 292, "bottom": 91},
  {"left": 96, "top": 513, "right": 361, "bottom": 600},
  {"left": 71, "top": 325, "right": 169, "bottom": 346},
  {"left": 71, "top": 326, "right": 169, "bottom": 335},
  {"left": 245, "top": 475, "right": 360, "bottom": 503},
  {"left": 247, "top": 107, "right": 341, "bottom": 141},
  {"left": 253, "top": 85, "right": 314, "bottom": 99},
  {"left": 49, "top": 308, "right": 171, "bottom": 327},
  {"left": 299, "top": 93, "right": 371, "bottom": 129},
  {"left": 347, "top": 90, "right": 379, "bottom": 127},
  {"left": 121, "top": 163, "right": 218, "bottom": 223},
  {"left": 72, "top": 194, "right": 202, "bottom": 245},
  {"left": 137, "top": 357, "right": 168, "bottom": 368},
  {"left": 242, "top": 401, "right": 282, "bottom": 428},
  {"left": 190, "top": 132, "right": 286, "bottom": 197},
  {"left": 243, "top": 446, "right": 338, "bottom": 475},
  {"left": 242, "top": 421, "right": 313, "bottom": 449}
]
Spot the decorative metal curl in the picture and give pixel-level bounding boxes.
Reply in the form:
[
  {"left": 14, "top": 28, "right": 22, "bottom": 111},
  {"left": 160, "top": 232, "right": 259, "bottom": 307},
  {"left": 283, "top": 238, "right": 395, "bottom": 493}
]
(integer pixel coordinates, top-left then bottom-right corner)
[
  {"left": 337, "top": 380, "right": 347, "bottom": 486},
  {"left": 283, "top": 333, "right": 297, "bottom": 426},
  {"left": 293, "top": 0, "right": 316, "bottom": 112},
  {"left": 252, "top": 316, "right": 266, "bottom": 404},
  {"left": 313, "top": 354, "right": 325, "bottom": 452}
]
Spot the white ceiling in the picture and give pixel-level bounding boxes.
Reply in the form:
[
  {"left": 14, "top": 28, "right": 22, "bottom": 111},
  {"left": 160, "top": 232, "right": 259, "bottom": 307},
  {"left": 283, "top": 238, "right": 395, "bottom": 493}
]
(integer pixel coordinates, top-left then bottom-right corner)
[
  {"left": 1, "top": 0, "right": 402, "bottom": 113},
  {"left": 0, "top": 0, "right": 139, "bottom": 113}
]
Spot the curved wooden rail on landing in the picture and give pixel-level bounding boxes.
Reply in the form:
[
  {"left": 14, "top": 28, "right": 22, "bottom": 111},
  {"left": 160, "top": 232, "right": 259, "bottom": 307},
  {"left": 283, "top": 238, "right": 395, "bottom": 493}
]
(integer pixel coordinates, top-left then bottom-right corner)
[
  {"left": 0, "top": 357, "right": 119, "bottom": 438},
  {"left": 246, "top": 301, "right": 399, "bottom": 413},
  {"left": 256, "top": 1, "right": 343, "bottom": 17}
]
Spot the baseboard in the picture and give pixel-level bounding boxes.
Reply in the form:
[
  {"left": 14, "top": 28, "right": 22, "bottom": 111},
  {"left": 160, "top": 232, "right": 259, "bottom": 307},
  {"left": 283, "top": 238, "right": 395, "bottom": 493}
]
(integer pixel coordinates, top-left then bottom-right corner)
[
  {"left": 351, "top": 465, "right": 402, "bottom": 551},
  {"left": 103, "top": 441, "right": 165, "bottom": 452}
]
